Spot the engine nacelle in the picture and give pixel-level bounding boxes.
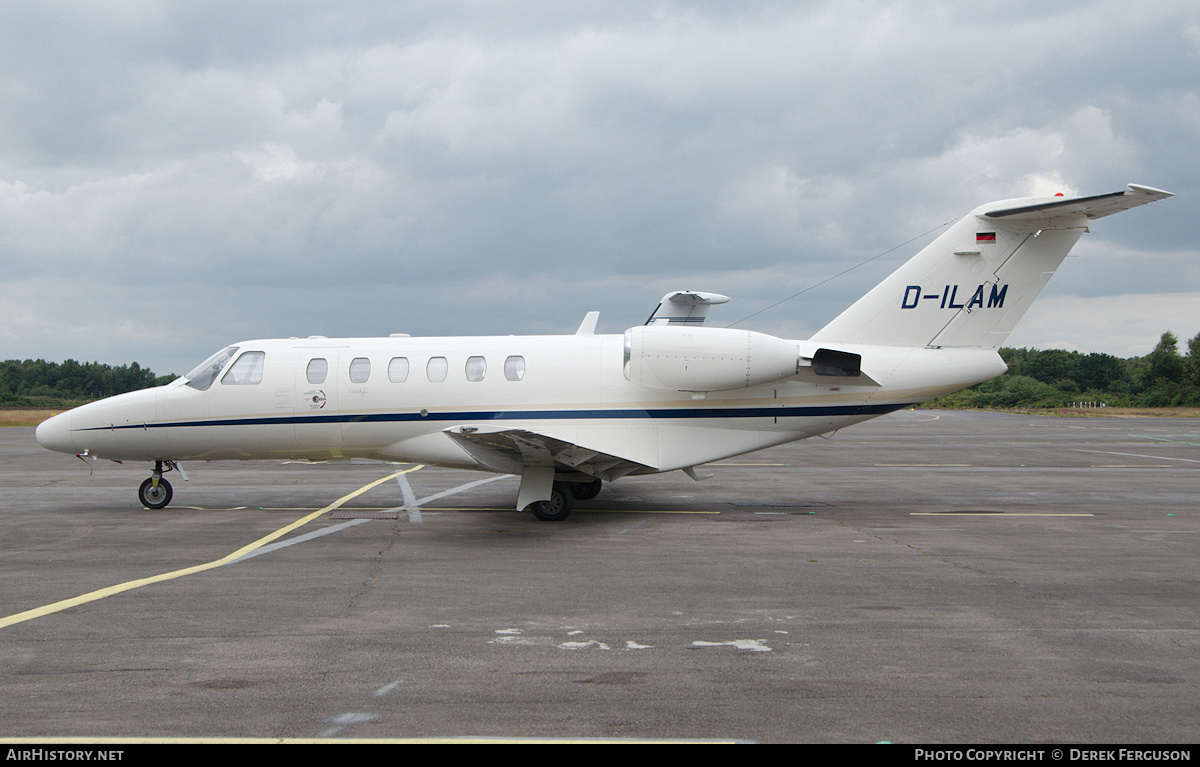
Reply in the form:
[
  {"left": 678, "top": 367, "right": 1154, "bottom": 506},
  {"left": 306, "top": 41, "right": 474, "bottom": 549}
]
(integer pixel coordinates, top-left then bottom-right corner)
[{"left": 623, "top": 325, "right": 801, "bottom": 392}]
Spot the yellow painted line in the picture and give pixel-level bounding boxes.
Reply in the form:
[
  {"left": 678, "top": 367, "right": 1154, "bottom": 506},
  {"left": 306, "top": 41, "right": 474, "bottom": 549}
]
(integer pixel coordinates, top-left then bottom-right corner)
[
  {"left": 876, "top": 463, "right": 972, "bottom": 467},
  {"left": 180, "top": 507, "right": 395, "bottom": 512},
  {"left": 172, "top": 505, "right": 719, "bottom": 515},
  {"left": 414, "top": 507, "right": 718, "bottom": 515},
  {"left": 0, "top": 466, "right": 423, "bottom": 631},
  {"left": 911, "top": 512, "right": 1093, "bottom": 517}
]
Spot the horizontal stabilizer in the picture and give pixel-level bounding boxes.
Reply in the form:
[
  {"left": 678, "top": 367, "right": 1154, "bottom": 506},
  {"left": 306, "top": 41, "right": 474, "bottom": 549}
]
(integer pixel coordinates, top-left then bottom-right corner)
[{"left": 984, "top": 184, "right": 1173, "bottom": 221}]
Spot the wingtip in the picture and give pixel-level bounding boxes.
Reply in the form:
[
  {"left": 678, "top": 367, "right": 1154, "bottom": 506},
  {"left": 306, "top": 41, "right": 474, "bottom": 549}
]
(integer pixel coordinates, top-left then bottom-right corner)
[{"left": 1127, "top": 183, "right": 1174, "bottom": 198}]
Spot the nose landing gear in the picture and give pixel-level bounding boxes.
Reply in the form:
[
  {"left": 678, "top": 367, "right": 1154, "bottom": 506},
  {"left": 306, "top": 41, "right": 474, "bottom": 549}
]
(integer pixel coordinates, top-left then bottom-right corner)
[
  {"left": 138, "top": 460, "right": 185, "bottom": 509},
  {"left": 138, "top": 475, "right": 171, "bottom": 509}
]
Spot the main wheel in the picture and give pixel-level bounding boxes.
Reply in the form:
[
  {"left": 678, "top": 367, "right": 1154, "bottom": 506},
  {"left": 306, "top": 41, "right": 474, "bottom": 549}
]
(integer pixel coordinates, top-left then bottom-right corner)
[
  {"left": 572, "top": 477, "right": 602, "bottom": 500},
  {"left": 139, "top": 477, "right": 173, "bottom": 509},
  {"left": 526, "top": 482, "right": 574, "bottom": 522}
]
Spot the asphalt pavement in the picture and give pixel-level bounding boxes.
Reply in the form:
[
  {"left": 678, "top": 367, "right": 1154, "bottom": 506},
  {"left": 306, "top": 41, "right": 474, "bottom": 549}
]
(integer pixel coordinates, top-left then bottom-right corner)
[{"left": 1, "top": 410, "right": 1196, "bottom": 743}]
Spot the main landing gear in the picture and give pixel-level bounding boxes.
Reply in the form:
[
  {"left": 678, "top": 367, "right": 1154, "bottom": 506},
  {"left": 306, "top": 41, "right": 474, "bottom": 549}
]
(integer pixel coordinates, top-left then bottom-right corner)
[
  {"left": 139, "top": 460, "right": 184, "bottom": 509},
  {"left": 572, "top": 477, "right": 603, "bottom": 500},
  {"left": 524, "top": 478, "right": 603, "bottom": 521}
]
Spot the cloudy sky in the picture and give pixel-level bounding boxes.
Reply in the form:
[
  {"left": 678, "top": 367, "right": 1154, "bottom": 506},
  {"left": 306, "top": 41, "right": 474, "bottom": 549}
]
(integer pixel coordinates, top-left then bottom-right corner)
[{"left": 2, "top": 1, "right": 1197, "bottom": 376}]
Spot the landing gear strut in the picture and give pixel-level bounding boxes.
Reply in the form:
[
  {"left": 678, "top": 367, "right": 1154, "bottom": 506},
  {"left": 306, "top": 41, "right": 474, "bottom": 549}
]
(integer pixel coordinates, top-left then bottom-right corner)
[{"left": 139, "top": 460, "right": 183, "bottom": 509}]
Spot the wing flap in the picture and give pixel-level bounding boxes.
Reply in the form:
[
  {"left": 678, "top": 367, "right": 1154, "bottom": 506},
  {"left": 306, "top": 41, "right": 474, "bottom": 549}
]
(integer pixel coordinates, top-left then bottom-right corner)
[{"left": 444, "top": 424, "right": 656, "bottom": 482}]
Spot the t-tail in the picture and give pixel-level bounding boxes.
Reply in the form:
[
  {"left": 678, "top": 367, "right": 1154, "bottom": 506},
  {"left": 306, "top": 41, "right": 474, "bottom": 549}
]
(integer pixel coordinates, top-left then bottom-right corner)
[{"left": 810, "top": 184, "right": 1174, "bottom": 349}]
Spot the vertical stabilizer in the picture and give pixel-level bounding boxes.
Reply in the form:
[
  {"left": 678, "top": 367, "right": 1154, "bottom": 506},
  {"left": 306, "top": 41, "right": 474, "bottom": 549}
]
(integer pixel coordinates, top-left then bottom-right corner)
[{"left": 810, "top": 184, "right": 1172, "bottom": 348}]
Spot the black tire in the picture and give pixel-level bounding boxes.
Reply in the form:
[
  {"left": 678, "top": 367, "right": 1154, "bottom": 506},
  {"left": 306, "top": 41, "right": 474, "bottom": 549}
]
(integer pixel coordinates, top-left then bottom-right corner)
[
  {"left": 572, "top": 477, "right": 602, "bottom": 500},
  {"left": 139, "top": 477, "right": 173, "bottom": 509},
  {"left": 527, "top": 482, "right": 574, "bottom": 521}
]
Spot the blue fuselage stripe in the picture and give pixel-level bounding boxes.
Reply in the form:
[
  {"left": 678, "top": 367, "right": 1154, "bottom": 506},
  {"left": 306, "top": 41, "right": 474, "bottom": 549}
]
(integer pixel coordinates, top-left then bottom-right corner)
[{"left": 79, "top": 402, "right": 916, "bottom": 432}]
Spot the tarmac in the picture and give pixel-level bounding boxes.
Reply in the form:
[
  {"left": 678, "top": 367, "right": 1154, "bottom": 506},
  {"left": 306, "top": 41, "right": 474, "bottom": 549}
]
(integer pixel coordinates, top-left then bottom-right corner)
[{"left": 0, "top": 409, "right": 1197, "bottom": 744}]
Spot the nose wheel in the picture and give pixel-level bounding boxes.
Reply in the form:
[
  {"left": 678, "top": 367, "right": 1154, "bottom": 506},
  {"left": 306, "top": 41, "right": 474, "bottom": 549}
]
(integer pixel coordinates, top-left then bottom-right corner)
[
  {"left": 139, "top": 460, "right": 184, "bottom": 509},
  {"left": 139, "top": 476, "right": 173, "bottom": 509}
]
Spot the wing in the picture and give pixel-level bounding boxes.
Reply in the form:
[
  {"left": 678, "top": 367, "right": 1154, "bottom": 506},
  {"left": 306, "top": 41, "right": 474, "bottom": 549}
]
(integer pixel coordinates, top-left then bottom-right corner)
[{"left": 443, "top": 424, "right": 656, "bottom": 482}]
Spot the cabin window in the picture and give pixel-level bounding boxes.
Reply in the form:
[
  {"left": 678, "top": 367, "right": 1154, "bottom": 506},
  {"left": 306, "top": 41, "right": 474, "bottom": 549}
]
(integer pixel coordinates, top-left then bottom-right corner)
[
  {"left": 388, "top": 357, "right": 410, "bottom": 383},
  {"left": 221, "top": 351, "right": 265, "bottom": 385},
  {"left": 185, "top": 346, "right": 239, "bottom": 391},
  {"left": 306, "top": 358, "right": 328, "bottom": 385},
  {"left": 349, "top": 357, "right": 371, "bottom": 383},
  {"left": 427, "top": 356, "right": 448, "bottom": 382},
  {"left": 504, "top": 355, "right": 525, "bottom": 381},
  {"left": 465, "top": 356, "right": 486, "bottom": 382}
]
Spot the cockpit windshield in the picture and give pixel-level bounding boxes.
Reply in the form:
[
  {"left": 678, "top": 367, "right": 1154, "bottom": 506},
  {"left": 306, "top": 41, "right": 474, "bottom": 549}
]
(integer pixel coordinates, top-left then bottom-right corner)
[{"left": 184, "top": 346, "right": 239, "bottom": 391}]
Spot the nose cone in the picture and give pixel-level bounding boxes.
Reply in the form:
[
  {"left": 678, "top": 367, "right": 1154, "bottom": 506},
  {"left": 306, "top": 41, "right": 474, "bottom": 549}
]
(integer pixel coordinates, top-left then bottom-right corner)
[{"left": 35, "top": 412, "right": 76, "bottom": 455}]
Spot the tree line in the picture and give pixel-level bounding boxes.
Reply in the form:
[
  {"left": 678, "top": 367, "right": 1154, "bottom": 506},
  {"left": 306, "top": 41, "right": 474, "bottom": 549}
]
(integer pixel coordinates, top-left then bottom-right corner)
[
  {"left": 0, "top": 359, "right": 176, "bottom": 408},
  {"left": 932, "top": 330, "right": 1200, "bottom": 409}
]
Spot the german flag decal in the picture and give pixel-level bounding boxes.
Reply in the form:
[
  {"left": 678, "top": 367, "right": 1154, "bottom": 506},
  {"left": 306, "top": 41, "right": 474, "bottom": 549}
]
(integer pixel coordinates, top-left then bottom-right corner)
[{"left": 976, "top": 231, "right": 997, "bottom": 243}]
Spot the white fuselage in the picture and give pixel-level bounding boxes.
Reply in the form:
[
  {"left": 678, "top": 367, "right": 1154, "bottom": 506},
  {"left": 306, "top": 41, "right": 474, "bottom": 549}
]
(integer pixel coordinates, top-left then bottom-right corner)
[{"left": 35, "top": 333, "right": 1005, "bottom": 474}]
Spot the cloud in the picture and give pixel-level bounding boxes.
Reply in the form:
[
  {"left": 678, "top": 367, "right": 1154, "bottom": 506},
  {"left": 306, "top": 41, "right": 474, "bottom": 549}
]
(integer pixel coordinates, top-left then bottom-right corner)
[
  {"left": 1010, "top": 292, "right": 1200, "bottom": 357},
  {"left": 0, "top": 1, "right": 1196, "bottom": 374}
]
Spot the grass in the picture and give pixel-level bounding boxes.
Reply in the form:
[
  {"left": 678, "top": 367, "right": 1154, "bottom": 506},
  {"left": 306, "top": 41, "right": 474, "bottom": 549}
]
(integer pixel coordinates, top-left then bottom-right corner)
[{"left": 0, "top": 409, "right": 62, "bottom": 427}]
